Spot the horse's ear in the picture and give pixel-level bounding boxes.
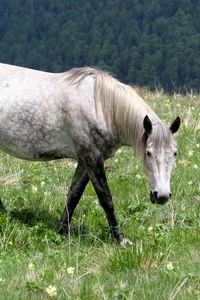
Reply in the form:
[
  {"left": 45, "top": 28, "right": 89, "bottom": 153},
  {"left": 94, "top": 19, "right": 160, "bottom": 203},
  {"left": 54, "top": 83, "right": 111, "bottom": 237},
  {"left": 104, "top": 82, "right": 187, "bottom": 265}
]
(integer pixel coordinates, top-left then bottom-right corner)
[
  {"left": 170, "top": 116, "right": 181, "bottom": 134},
  {"left": 143, "top": 115, "right": 152, "bottom": 134}
]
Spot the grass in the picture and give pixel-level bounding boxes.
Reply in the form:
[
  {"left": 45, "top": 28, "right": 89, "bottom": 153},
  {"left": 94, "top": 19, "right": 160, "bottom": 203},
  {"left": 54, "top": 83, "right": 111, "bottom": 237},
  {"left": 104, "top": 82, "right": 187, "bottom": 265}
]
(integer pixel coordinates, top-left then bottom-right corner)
[{"left": 0, "top": 90, "right": 199, "bottom": 299}]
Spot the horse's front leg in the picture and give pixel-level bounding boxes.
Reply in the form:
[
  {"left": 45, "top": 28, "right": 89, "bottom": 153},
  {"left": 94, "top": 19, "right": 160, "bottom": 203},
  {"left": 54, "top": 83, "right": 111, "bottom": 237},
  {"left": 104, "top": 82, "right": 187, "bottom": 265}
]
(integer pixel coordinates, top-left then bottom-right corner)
[
  {"left": 84, "top": 154, "right": 132, "bottom": 245},
  {"left": 58, "top": 162, "right": 89, "bottom": 235}
]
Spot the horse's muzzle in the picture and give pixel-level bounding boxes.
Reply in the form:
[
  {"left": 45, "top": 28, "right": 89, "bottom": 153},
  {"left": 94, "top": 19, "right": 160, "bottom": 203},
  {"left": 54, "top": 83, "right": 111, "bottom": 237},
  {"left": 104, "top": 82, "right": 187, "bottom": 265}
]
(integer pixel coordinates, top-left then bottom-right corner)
[{"left": 150, "top": 191, "right": 170, "bottom": 205}]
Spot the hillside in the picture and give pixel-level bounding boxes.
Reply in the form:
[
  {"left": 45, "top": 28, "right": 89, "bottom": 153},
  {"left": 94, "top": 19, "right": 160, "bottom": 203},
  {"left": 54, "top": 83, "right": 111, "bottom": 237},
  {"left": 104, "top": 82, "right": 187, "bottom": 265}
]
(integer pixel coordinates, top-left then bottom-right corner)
[{"left": 0, "top": 0, "right": 200, "bottom": 91}]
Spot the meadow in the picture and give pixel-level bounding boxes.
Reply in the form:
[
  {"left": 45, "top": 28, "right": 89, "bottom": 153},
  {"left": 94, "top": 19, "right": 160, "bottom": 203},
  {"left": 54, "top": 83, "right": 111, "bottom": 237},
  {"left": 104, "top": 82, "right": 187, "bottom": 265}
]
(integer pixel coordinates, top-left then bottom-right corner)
[{"left": 0, "top": 90, "right": 199, "bottom": 299}]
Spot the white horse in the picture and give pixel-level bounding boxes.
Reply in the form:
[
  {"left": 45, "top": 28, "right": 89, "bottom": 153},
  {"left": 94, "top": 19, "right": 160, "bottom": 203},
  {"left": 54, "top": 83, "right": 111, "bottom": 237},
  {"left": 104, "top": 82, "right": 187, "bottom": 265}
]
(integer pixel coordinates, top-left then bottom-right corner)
[{"left": 0, "top": 63, "right": 180, "bottom": 245}]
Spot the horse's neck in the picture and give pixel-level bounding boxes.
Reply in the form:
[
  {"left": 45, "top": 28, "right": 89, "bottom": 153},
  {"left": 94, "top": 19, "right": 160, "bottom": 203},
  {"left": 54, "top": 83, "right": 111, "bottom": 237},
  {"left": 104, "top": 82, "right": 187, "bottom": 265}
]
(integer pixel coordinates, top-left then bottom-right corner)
[{"left": 95, "top": 73, "right": 157, "bottom": 151}]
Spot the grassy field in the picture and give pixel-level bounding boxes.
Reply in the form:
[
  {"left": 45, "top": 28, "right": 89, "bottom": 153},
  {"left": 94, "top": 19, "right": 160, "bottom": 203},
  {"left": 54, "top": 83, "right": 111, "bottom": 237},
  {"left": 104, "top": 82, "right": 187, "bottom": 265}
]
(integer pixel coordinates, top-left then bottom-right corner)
[{"left": 0, "top": 90, "right": 199, "bottom": 299}]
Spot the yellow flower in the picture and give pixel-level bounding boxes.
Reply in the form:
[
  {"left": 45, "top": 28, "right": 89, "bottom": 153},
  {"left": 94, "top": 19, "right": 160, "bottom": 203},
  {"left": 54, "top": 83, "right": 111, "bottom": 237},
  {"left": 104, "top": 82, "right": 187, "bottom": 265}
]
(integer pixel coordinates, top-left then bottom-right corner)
[
  {"left": 166, "top": 261, "right": 174, "bottom": 270},
  {"left": 188, "top": 150, "right": 193, "bottom": 157},
  {"left": 67, "top": 267, "right": 75, "bottom": 275},
  {"left": 46, "top": 285, "right": 57, "bottom": 297},
  {"left": 148, "top": 226, "right": 153, "bottom": 232},
  {"left": 116, "top": 149, "right": 122, "bottom": 154},
  {"left": 32, "top": 185, "right": 38, "bottom": 192},
  {"left": 28, "top": 262, "right": 34, "bottom": 270}
]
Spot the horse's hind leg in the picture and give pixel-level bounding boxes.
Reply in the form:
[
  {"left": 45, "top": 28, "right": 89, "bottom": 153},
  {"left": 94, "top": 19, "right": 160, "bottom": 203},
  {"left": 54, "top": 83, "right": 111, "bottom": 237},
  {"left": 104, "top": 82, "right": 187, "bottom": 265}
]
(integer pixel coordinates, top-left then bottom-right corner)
[{"left": 58, "top": 162, "right": 89, "bottom": 235}]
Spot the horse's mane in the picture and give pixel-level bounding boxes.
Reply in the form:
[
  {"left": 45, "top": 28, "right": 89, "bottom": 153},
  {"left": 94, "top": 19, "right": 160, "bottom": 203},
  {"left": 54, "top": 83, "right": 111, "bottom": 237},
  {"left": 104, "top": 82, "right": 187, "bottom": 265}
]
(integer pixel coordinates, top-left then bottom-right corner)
[{"left": 65, "top": 67, "right": 170, "bottom": 155}]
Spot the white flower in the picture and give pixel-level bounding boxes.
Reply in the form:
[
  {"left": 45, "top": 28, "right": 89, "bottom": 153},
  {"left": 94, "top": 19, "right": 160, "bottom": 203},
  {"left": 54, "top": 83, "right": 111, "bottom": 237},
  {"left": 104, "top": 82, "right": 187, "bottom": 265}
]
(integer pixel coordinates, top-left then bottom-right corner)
[
  {"left": 67, "top": 267, "right": 75, "bottom": 275},
  {"left": 166, "top": 261, "right": 174, "bottom": 270},
  {"left": 46, "top": 285, "right": 57, "bottom": 297},
  {"left": 188, "top": 181, "right": 193, "bottom": 185},
  {"left": 194, "top": 164, "right": 198, "bottom": 169}
]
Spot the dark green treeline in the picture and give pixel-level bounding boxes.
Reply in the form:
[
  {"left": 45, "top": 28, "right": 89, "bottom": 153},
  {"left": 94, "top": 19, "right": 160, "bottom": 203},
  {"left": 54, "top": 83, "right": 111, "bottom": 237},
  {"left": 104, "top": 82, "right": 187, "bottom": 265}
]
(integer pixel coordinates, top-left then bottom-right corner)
[{"left": 0, "top": 0, "right": 200, "bottom": 92}]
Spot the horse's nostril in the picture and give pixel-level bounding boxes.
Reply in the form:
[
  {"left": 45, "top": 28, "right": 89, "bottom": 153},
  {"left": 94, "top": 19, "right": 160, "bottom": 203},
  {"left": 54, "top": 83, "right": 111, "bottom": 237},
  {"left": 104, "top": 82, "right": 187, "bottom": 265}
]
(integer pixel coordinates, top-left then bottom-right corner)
[
  {"left": 169, "top": 193, "right": 172, "bottom": 198},
  {"left": 153, "top": 191, "right": 158, "bottom": 199}
]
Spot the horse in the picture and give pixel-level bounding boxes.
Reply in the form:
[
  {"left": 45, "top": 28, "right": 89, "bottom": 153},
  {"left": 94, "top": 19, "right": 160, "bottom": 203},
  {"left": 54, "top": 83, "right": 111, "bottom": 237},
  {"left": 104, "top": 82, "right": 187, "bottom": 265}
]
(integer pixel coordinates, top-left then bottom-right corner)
[{"left": 0, "top": 63, "right": 180, "bottom": 245}]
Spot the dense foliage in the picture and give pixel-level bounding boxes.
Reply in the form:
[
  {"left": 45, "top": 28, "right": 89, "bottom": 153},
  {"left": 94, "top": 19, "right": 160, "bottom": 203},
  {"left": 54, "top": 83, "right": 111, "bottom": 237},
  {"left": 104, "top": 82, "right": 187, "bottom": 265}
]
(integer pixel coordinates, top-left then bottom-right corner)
[{"left": 0, "top": 0, "right": 200, "bottom": 91}]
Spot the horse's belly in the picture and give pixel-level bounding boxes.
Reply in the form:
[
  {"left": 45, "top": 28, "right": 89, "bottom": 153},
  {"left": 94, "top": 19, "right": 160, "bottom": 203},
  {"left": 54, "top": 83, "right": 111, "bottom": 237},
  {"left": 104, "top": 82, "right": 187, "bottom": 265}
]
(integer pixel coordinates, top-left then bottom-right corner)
[
  {"left": 0, "top": 132, "right": 77, "bottom": 161},
  {"left": 0, "top": 113, "right": 77, "bottom": 161}
]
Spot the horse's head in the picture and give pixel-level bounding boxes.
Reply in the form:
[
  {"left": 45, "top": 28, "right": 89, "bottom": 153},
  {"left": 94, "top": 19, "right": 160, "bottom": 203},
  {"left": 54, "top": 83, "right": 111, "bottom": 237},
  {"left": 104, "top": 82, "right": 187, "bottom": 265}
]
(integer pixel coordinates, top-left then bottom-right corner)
[{"left": 143, "top": 115, "right": 180, "bottom": 205}]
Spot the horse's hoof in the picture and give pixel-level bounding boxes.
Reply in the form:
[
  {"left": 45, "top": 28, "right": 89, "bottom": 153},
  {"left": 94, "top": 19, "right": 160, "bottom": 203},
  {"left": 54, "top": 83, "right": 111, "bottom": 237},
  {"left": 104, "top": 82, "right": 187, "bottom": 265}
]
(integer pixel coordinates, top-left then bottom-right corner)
[
  {"left": 58, "top": 224, "right": 69, "bottom": 236},
  {"left": 120, "top": 238, "right": 133, "bottom": 246}
]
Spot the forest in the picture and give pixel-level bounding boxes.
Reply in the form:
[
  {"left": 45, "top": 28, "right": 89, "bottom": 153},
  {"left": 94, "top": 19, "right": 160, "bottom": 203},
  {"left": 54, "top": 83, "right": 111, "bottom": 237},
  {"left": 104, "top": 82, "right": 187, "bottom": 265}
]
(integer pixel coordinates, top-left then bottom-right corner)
[{"left": 0, "top": 0, "right": 200, "bottom": 92}]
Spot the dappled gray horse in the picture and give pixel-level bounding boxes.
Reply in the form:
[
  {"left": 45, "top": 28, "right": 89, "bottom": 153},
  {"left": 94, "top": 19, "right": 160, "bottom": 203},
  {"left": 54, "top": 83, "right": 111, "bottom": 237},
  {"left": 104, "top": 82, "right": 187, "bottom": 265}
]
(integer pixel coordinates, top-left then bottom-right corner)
[{"left": 0, "top": 63, "right": 180, "bottom": 245}]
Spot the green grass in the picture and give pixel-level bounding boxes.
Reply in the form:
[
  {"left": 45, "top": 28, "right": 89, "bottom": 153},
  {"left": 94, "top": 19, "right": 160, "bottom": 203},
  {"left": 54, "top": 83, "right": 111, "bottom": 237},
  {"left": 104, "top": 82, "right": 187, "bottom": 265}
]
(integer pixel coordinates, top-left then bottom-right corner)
[{"left": 0, "top": 91, "right": 199, "bottom": 299}]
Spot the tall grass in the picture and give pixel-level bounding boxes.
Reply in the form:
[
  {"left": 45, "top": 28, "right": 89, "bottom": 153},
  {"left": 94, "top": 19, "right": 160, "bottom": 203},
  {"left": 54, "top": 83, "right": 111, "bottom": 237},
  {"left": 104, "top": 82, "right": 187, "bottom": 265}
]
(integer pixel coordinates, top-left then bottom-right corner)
[{"left": 0, "top": 91, "right": 199, "bottom": 299}]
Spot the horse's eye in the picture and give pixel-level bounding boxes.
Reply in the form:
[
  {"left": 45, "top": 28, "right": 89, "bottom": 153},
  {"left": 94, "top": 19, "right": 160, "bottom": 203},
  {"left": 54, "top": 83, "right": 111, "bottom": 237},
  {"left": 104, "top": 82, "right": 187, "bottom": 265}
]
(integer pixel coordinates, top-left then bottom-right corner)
[{"left": 146, "top": 151, "right": 151, "bottom": 157}]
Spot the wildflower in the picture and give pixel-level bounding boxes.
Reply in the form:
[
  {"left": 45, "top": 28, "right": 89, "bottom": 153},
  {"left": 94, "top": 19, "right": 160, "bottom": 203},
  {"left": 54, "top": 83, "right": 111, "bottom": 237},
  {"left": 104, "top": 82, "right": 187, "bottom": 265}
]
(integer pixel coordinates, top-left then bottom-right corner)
[
  {"left": 188, "top": 181, "right": 193, "bottom": 185},
  {"left": 116, "top": 149, "right": 122, "bottom": 155},
  {"left": 32, "top": 185, "right": 38, "bottom": 192},
  {"left": 188, "top": 150, "right": 193, "bottom": 157},
  {"left": 46, "top": 285, "right": 57, "bottom": 297},
  {"left": 166, "top": 261, "right": 174, "bottom": 270},
  {"left": 148, "top": 226, "right": 153, "bottom": 232},
  {"left": 67, "top": 267, "right": 75, "bottom": 275},
  {"left": 194, "top": 164, "right": 198, "bottom": 169},
  {"left": 196, "top": 144, "right": 200, "bottom": 148},
  {"left": 28, "top": 262, "right": 34, "bottom": 270}
]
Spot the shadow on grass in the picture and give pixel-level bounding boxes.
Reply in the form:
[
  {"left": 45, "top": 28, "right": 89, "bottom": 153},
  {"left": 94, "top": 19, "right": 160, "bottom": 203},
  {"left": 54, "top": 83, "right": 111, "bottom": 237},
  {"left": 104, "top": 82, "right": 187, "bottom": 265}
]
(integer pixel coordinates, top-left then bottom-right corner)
[
  {"left": 9, "top": 208, "right": 59, "bottom": 231},
  {"left": 6, "top": 208, "right": 96, "bottom": 239},
  {"left": 0, "top": 202, "right": 112, "bottom": 243}
]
